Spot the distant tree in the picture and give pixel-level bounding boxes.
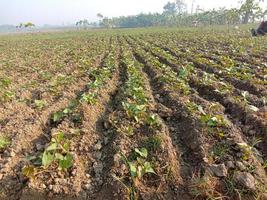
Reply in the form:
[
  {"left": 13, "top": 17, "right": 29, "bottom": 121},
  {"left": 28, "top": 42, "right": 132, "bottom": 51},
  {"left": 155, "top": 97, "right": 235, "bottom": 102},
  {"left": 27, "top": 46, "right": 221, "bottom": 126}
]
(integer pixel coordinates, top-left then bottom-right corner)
[
  {"left": 163, "top": 2, "right": 177, "bottom": 15},
  {"left": 251, "top": 6, "right": 263, "bottom": 22},
  {"left": 83, "top": 19, "right": 89, "bottom": 27},
  {"left": 101, "top": 17, "right": 114, "bottom": 28},
  {"left": 16, "top": 23, "right": 24, "bottom": 29},
  {"left": 176, "top": 0, "right": 187, "bottom": 14},
  {"left": 239, "top": 0, "right": 263, "bottom": 24},
  {"left": 76, "top": 19, "right": 90, "bottom": 29},
  {"left": 262, "top": 9, "right": 267, "bottom": 20},
  {"left": 76, "top": 20, "right": 82, "bottom": 28},
  {"left": 16, "top": 22, "right": 35, "bottom": 29},
  {"left": 24, "top": 22, "right": 35, "bottom": 28},
  {"left": 225, "top": 8, "right": 241, "bottom": 24}
]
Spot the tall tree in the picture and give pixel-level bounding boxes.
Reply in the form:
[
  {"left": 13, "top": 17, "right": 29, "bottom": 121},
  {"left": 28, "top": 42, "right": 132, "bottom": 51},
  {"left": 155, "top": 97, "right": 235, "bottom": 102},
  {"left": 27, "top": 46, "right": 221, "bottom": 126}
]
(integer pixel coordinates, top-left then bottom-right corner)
[
  {"left": 239, "top": 0, "right": 263, "bottom": 24},
  {"left": 76, "top": 20, "right": 90, "bottom": 29},
  {"left": 163, "top": 2, "right": 177, "bottom": 15},
  {"left": 176, "top": 0, "right": 187, "bottom": 14}
]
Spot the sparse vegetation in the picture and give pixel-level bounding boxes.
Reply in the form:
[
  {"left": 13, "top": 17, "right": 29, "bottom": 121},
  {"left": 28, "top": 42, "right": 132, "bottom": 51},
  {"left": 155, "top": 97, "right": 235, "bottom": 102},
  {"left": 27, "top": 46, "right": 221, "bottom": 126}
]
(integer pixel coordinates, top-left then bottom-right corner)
[{"left": 0, "top": 27, "right": 266, "bottom": 200}]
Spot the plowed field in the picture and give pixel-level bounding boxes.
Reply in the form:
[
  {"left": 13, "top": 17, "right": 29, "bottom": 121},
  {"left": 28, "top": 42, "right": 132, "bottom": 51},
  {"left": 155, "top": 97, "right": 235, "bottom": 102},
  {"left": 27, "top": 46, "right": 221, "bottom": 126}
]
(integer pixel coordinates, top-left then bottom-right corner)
[{"left": 0, "top": 28, "right": 266, "bottom": 200}]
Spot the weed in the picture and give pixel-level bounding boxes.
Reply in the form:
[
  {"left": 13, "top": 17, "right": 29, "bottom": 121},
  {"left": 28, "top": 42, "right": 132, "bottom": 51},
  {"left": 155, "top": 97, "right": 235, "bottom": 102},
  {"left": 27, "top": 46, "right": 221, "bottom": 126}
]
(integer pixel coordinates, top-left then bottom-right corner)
[
  {"left": 211, "top": 143, "right": 230, "bottom": 160},
  {"left": 190, "top": 172, "right": 226, "bottom": 200},
  {"left": 142, "top": 135, "right": 162, "bottom": 151}
]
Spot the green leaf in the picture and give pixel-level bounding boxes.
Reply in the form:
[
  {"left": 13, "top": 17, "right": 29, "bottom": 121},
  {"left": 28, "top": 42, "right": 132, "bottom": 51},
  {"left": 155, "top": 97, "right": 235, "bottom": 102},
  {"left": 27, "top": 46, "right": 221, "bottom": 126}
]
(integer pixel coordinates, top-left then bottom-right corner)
[
  {"left": 46, "top": 143, "right": 57, "bottom": 151},
  {"left": 0, "top": 136, "right": 10, "bottom": 149},
  {"left": 129, "top": 162, "right": 137, "bottom": 178},
  {"left": 135, "top": 148, "right": 148, "bottom": 158},
  {"left": 63, "top": 108, "right": 71, "bottom": 114},
  {"left": 42, "top": 151, "right": 54, "bottom": 167},
  {"left": 55, "top": 131, "right": 64, "bottom": 143},
  {"left": 34, "top": 100, "right": 46, "bottom": 109},
  {"left": 207, "top": 117, "right": 218, "bottom": 127},
  {"left": 52, "top": 111, "right": 64, "bottom": 122},
  {"left": 58, "top": 153, "right": 73, "bottom": 169},
  {"left": 143, "top": 162, "right": 156, "bottom": 174},
  {"left": 178, "top": 68, "right": 187, "bottom": 78},
  {"left": 55, "top": 153, "right": 64, "bottom": 160},
  {"left": 62, "top": 141, "right": 70, "bottom": 152}
]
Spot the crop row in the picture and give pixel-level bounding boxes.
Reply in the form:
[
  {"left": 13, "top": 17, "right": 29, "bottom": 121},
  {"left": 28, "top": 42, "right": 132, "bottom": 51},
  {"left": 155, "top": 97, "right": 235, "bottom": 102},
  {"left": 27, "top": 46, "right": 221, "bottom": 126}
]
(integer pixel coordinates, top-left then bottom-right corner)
[
  {"left": 106, "top": 39, "right": 181, "bottom": 199},
  {"left": 0, "top": 36, "right": 117, "bottom": 198},
  {"left": 136, "top": 34, "right": 267, "bottom": 97},
  {"left": 127, "top": 37, "right": 267, "bottom": 200}
]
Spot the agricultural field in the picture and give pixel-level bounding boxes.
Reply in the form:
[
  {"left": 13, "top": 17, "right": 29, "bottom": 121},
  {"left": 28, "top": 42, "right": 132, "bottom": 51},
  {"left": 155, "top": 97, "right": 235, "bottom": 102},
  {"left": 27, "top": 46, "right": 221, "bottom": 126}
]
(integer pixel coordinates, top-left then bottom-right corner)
[{"left": 0, "top": 27, "right": 266, "bottom": 200}]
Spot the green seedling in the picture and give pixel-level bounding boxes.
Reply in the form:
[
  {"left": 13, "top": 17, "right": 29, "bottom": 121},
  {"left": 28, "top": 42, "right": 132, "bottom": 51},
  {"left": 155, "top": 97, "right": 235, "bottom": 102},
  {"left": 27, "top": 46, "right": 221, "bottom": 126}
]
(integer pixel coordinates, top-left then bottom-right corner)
[
  {"left": 40, "top": 72, "right": 52, "bottom": 80},
  {"left": 201, "top": 114, "right": 226, "bottom": 128},
  {"left": 52, "top": 111, "right": 67, "bottom": 123},
  {"left": 34, "top": 99, "right": 46, "bottom": 109},
  {"left": 88, "top": 79, "right": 102, "bottom": 89},
  {"left": 122, "top": 102, "right": 146, "bottom": 123},
  {"left": 2, "top": 90, "right": 14, "bottom": 101},
  {"left": 119, "top": 147, "right": 156, "bottom": 200},
  {"left": 237, "top": 137, "right": 263, "bottom": 161},
  {"left": 80, "top": 92, "right": 97, "bottom": 105},
  {"left": 51, "top": 100, "right": 78, "bottom": 123},
  {"left": 237, "top": 143, "right": 253, "bottom": 161},
  {"left": 187, "top": 102, "right": 206, "bottom": 115},
  {"left": 122, "top": 147, "right": 155, "bottom": 180},
  {"left": 146, "top": 114, "right": 160, "bottom": 127},
  {"left": 41, "top": 132, "right": 73, "bottom": 169},
  {"left": 23, "top": 131, "right": 73, "bottom": 179},
  {"left": 0, "top": 136, "right": 10, "bottom": 150},
  {"left": 0, "top": 78, "right": 11, "bottom": 88}
]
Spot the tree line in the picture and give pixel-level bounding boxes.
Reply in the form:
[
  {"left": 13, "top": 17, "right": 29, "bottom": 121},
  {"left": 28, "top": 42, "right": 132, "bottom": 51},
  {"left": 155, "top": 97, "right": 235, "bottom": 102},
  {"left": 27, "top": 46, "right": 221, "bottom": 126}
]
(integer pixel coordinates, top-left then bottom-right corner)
[{"left": 95, "top": 0, "right": 266, "bottom": 28}]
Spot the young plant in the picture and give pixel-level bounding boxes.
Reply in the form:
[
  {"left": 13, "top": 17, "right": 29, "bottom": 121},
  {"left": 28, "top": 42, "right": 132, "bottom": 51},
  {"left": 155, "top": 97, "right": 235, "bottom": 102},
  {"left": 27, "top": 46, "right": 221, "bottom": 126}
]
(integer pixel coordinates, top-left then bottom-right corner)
[
  {"left": 190, "top": 172, "right": 225, "bottom": 200},
  {"left": 201, "top": 114, "right": 227, "bottom": 128},
  {"left": 41, "top": 131, "right": 73, "bottom": 170},
  {"left": 146, "top": 114, "right": 160, "bottom": 127},
  {"left": 122, "top": 148, "right": 155, "bottom": 180},
  {"left": 80, "top": 92, "right": 97, "bottom": 105},
  {"left": 0, "top": 78, "right": 11, "bottom": 88},
  {"left": 122, "top": 102, "right": 147, "bottom": 123},
  {"left": 0, "top": 136, "right": 10, "bottom": 150},
  {"left": 34, "top": 99, "right": 46, "bottom": 110},
  {"left": 51, "top": 100, "right": 78, "bottom": 123}
]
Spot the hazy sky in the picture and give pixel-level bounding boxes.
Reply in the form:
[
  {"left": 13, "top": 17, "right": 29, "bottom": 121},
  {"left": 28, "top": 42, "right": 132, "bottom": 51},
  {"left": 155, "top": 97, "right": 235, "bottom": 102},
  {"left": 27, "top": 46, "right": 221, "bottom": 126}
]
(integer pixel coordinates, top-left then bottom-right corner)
[{"left": 0, "top": 0, "right": 266, "bottom": 26}]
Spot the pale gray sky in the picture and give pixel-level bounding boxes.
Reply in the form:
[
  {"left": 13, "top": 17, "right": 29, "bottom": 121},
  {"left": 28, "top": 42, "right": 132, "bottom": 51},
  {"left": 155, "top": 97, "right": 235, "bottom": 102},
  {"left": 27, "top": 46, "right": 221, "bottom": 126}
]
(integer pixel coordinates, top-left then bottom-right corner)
[{"left": 0, "top": 0, "right": 266, "bottom": 26}]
